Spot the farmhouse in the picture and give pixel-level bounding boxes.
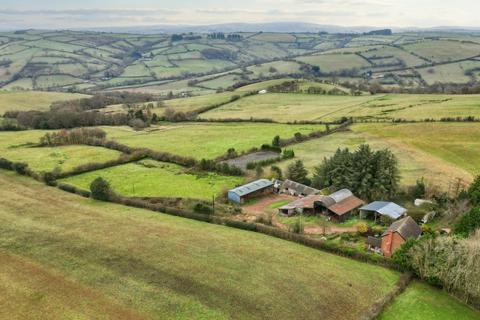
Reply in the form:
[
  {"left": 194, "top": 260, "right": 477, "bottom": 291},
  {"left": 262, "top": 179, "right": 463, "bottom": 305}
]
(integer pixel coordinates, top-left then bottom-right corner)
[
  {"left": 360, "top": 201, "right": 407, "bottom": 222},
  {"left": 316, "top": 189, "right": 365, "bottom": 222},
  {"left": 228, "top": 179, "right": 274, "bottom": 204},
  {"left": 381, "top": 216, "right": 421, "bottom": 257},
  {"left": 278, "top": 195, "right": 325, "bottom": 216},
  {"left": 280, "top": 179, "right": 320, "bottom": 196}
]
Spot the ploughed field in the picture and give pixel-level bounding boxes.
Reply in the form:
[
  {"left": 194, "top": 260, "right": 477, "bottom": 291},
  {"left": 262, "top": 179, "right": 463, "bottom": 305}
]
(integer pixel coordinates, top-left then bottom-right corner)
[{"left": 0, "top": 171, "right": 400, "bottom": 320}]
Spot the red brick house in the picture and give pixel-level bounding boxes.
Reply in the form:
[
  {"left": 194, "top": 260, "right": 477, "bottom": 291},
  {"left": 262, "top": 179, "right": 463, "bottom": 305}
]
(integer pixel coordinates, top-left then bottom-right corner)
[{"left": 381, "top": 216, "right": 421, "bottom": 257}]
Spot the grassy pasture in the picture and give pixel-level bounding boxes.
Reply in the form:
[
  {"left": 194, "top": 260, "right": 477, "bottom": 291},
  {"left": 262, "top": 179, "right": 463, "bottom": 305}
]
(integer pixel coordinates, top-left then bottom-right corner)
[
  {"left": 0, "top": 130, "right": 121, "bottom": 173},
  {"left": 60, "top": 160, "right": 243, "bottom": 200},
  {"left": 354, "top": 122, "right": 480, "bottom": 178},
  {"left": 0, "top": 171, "right": 400, "bottom": 320},
  {"left": 0, "top": 91, "right": 89, "bottom": 113},
  {"left": 276, "top": 128, "right": 471, "bottom": 189},
  {"left": 402, "top": 40, "right": 480, "bottom": 62},
  {"left": 296, "top": 53, "right": 371, "bottom": 73},
  {"left": 201, "top": 92, "right": 480, "bottom": 122},
  {"left": 379, "top": 281, "right": 480, "bottom": 320},
  {"left": 103, "top": 123, "right": 325, "bottom": 160},
  {"left": 417, "top": 60, "right": 480, "bottom": 84}
]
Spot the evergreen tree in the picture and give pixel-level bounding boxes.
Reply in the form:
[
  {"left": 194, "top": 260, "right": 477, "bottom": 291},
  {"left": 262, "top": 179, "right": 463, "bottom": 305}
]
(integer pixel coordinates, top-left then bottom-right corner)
[
  {"left": 312, "top": 144, "right": 399, "bottom": 201},
  {"left": 286, "top": 160, "right": 310, "bottom": 185}
]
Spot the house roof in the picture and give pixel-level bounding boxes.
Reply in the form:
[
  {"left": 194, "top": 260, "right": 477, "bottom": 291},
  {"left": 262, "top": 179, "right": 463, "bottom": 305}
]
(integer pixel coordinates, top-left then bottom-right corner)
[
  {"left": 329, "top": 189, "right": 353, "bottom": 203},
  {"left": 229, "top": 179, "right": 273, "bottom": 197},
  {"left": 279, "top": 195, "right": 325, "bottom": 210},
  {"left": 360, "top": 201, "right": 407, "bottom": 220},
  {"left": 328, "top": 196, "right": 365, "bottom": 216},
  {"left": 281, "top": 179, "right": 320, "bottom": 196},
  {"left": 382, "top": 216, "right": 421, "bottom": 240}
]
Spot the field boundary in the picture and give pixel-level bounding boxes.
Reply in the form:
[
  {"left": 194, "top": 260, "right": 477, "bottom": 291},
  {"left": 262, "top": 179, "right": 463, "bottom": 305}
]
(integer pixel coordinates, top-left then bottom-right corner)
[{"left": 361, "top": 272, "right": 413, "bottom": 320}]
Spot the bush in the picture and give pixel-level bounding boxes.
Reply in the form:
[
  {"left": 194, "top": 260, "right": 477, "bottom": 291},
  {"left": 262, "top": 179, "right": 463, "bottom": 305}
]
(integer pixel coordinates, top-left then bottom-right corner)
[
  {"left": 12, "top": 162, "right": 28, "bottom": 175},
  {"left": 454, "top": 207, "right": 480, "bottom": 238},
  {"left": 289, "top": 218, "right": 304, "bottom": 234},
  {"left": 467, "top": 175, "right": 480, "bottom": 206},
  {"left": 356, "top": 222, "right": 369, "bottom": 235},
  {"left": 90, "top": 177, "right": 112, "bottom": 201},
  {"left": 224, "top": 219, "right": 257, "bottom": 231},
  {"left": 193, "top": 203, "right": 213, "bottom": 215},
  {"left": 255, "top": 213, "right": 273, "bottom": 225},
  {"left": 391, "top": 238, "right": 418, "bottom": 271}
]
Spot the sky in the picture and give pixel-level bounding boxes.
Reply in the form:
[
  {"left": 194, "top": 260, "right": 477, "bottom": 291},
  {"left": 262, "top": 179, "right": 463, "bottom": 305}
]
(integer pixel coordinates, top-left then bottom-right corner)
[{"left": 0, "top": 0, "right": 479, "bottom": 30}]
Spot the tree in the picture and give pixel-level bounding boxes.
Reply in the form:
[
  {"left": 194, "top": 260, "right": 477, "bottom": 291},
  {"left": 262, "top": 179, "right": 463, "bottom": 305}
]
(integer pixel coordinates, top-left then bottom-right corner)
[
  {"left": 90, "top": 177, "right": 112, "bottom": 201},
  {"left": 411, "top": 178, "right": 426, "bottom": 199},
  {"left": 255, "top": 165, "right": 264, "bottom": 178},
  {"left": 312, "top": 145, "right": 399, "bottom": 201},
  {"left": 270, "top": 165, "right": 283, "bottom": 180},
  {"left": 454, "top": 207, "right": 480, "bottom": 238},
  {"left": 286, "top": 160, "right": 310, "bottom": 185},
  {"left": 467, "top": 175, "right": 480, "bottom": 206},
  {"left": 272, "top": 135, "right": 281, "bottom": 147}
]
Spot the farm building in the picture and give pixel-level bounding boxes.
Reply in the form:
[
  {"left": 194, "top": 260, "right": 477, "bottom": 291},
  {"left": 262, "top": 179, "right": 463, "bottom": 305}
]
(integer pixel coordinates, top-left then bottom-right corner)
[
  {"left": 359, "top": 201, "right": 407, "bottom": 222},
  {"left": 381, "top": 216, "right": 421, "bottom": 257},
  {"left": 228, "top": 179, "right": 274, "bottom": 204},
  {"left": 280, "top": 179, "right": 320, "bottom": 197},
  {"left": 278, "top": 188, "right": 364, "bottom": 222},
  {"left": 278, "top": 195, "right": 325, "bottom": 216},
  {"left": 315, "top": 189, "right": 364, "bottom": 222}
]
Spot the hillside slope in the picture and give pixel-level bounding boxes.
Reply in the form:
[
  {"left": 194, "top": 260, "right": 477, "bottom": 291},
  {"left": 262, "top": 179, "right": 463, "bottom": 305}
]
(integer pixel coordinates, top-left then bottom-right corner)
[{"left": 0, "top": 170, "right": 399, "bottom": 320}]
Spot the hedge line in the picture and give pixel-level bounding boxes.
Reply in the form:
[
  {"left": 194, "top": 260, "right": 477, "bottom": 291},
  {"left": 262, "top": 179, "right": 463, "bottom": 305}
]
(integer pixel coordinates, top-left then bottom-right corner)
[{"left": 361, "top": 273, "right": 413, "bottom": 320}]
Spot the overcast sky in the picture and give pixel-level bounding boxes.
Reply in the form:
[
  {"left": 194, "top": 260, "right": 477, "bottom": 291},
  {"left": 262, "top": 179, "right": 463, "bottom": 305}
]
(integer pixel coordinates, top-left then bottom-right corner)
[{"left": 1, "top": 0, "right": 479, "bottom": 30}]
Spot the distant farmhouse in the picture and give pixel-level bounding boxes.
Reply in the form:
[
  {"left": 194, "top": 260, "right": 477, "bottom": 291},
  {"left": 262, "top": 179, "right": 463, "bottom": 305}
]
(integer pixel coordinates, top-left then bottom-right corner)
[
  {"left": 228, "top": 179, "right": 274, "bottom": 204},
  {"left": 360, "top": 201, "right": 407, "bottom": 222},
  {"left": 279, "top": 188, "right": 364, "bottom": 222}
]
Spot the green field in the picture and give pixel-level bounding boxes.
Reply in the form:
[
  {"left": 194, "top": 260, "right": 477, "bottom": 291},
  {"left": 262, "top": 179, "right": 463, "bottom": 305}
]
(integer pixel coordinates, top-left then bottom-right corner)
[
  {"left": 103, "top": 123, "right": 326, "bottom": 159},
  {"left": 402, "top": 40, "right": 480, "bottom": 62},
  {"left": 380, "top": 281, "right": 480, "bottom": 320},
  {"left": 60, "top": 160, "right": 243, "bottom": 200},
  {"left": 0, "top": 91, "right": 90, "bottom": 113},
  {"left": 355, "top": 122, "right": 480, "bottom": 179},
  {"left": 201, "top": 92, "right": 480, "bottom": 122},
  {"left": 0, "top": 130, "right": 121, "bottom": 173},
  {"left": 0, "top": 171, "right": 400, "bottom": 319},
  {"left": 277, "top": 123, "right": 476, "bottom": 189},
  {"left": 296, "top": 53, "right": 371, "bottom": 73}
]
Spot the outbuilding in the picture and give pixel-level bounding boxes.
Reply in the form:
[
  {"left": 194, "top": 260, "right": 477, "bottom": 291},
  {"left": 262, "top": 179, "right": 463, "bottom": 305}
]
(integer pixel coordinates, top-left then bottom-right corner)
[
  {"left": 280, "top": 179, "right": 320, "bottom": 197},
  {"left": 315, "top": 189, "right": 364, "bottom": 222},
  {"left": 381, "top": 216, "right": 421, "bottom": 257},
  {"left": 360, "top": 201, "right": 407, "bottom": 222},
  {"left": 278, "top": 195, "right": 325, "bottom": 216},
  {"left": 228, "top": 179, "right": 274, "bottom": 204}
]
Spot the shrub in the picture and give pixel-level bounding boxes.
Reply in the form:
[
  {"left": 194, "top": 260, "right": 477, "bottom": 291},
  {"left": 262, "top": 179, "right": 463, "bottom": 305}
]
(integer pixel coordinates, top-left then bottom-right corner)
[
  {"left": 391, "top": 238, "right": 418, "bottom": 271},
  {"left": 90, "top": 177, "right": 112, "bottom": 201},
  {"left": 193, "top": 203, "right": 213, "bottom": 215},
  {"left": 224, "top": 219, "right": 257, "bottom": 231},
  {"left": 255, "top": 213, "right": 273, "bottom": 225},
  {"left": 289, "top": 218, "right": 304, "bottom": 234},
  {"left": 0, "top": 157, "right": 13, "bottom": 170},
  {"left": 12, "top": 162, "right": 28, "bottom": 175},
  {"left": 356, "top": 221, "right": 369, "bottom": 235},
  {"left": 454, "top": 207, "right": 480, "bottom": 238},
  {"left": 467, "top": 175, "right": 480, "bottom": 206}
]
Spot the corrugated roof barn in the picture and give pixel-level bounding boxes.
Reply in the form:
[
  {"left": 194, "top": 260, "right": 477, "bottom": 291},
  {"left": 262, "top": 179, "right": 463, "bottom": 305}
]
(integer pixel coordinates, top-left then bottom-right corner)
[
  {"left": 228, "top": 179, "right": 274, "bottom": 204},
  {"left": 280, "top": 179, "right": 320, "bottom": 196},
  {"left": 360, "top": 201, "right": 407, "bottom": 220}
]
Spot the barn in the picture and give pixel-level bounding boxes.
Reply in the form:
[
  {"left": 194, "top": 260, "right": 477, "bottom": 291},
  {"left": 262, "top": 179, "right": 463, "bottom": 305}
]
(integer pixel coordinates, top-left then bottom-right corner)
[
  {"left": 278, "top": 195, "right": 325, "bottom": 216},
  {"left": 228, "top": 179, "right": 274, "bottom": 204},
  {"left": 359, "top": 201, "right": 407, "bottom": 222},
  {"left": 279, "top": 179, "right": 320, "bottom": 197},
  {"left": 315, "top": 189, "right": 365, "bottom": 222}
]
